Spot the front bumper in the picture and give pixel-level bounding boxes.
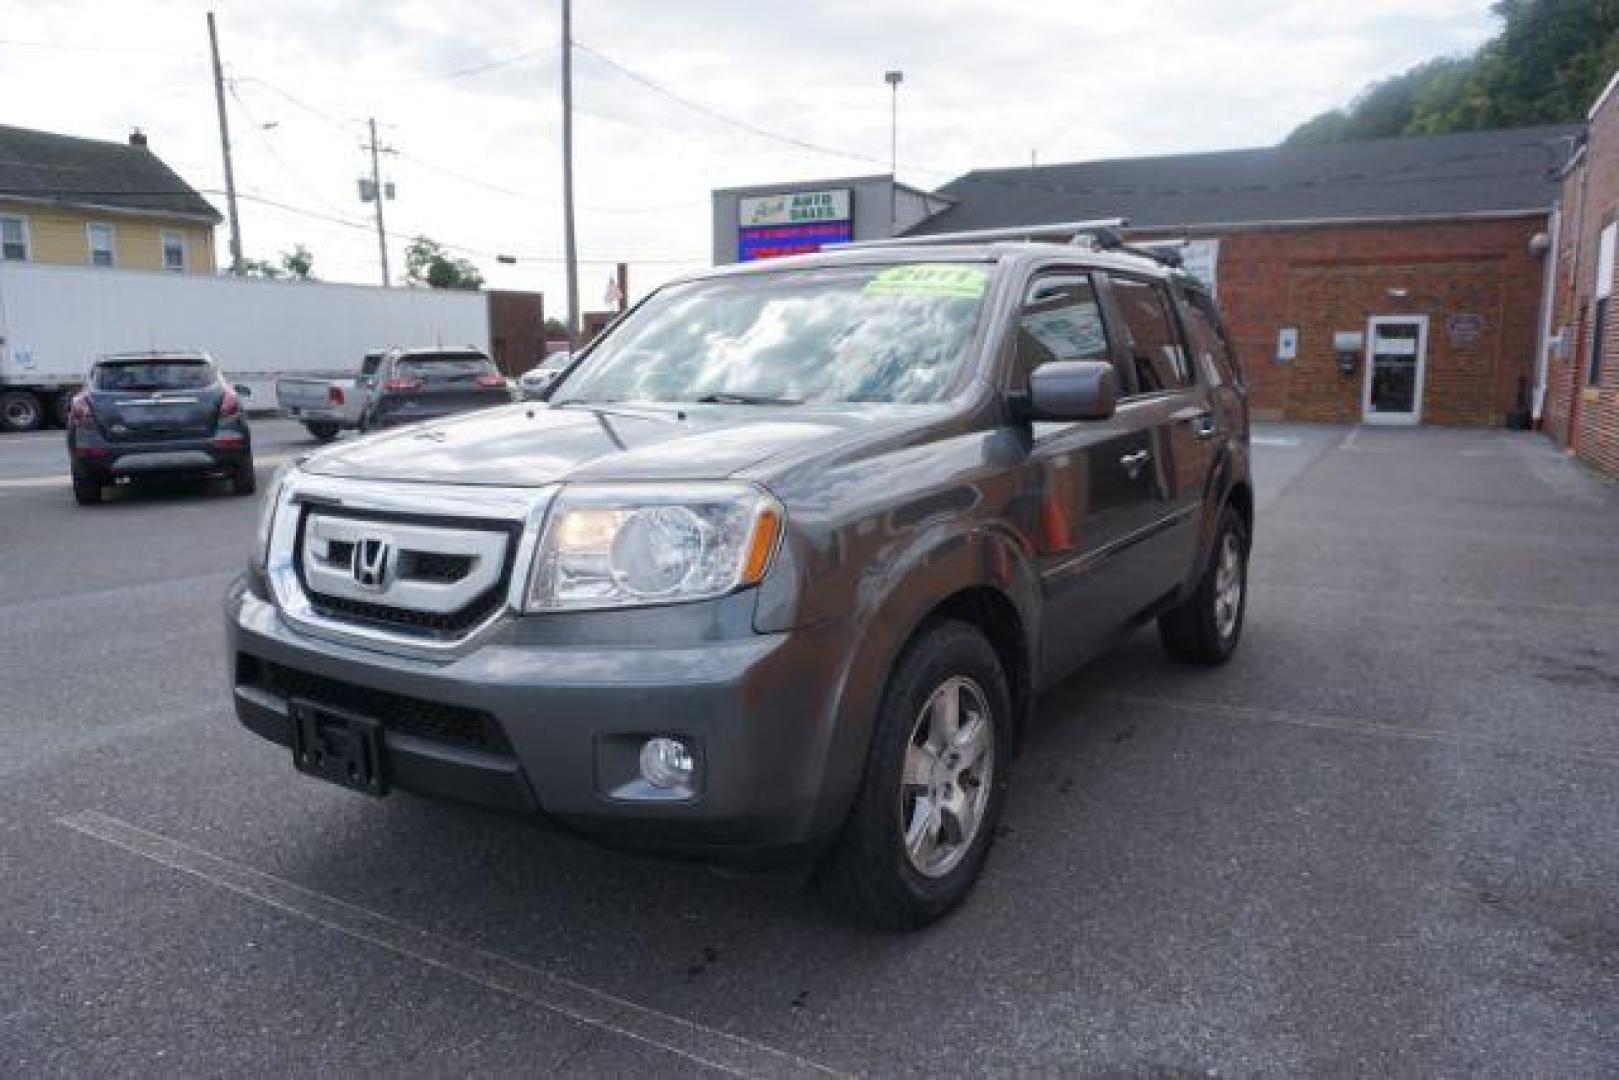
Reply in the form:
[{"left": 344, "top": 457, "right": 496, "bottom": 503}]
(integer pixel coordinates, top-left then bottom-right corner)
[{"left": 226, "top": 575, "right": 851, "bottom": 857}]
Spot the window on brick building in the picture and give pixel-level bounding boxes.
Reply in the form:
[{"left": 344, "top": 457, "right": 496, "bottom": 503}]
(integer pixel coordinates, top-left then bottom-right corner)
[{"left": 1592, "top": 223, "right": 1615, "bottom": 385}]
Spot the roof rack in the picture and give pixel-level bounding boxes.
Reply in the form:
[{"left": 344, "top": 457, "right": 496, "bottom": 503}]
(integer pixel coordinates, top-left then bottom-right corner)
[
  {"left": 1089, "top": 236, "right": 1186, "bottom": 269},
  {"left": 835, "top": 218, "right": 1128, "bottom": 251}
]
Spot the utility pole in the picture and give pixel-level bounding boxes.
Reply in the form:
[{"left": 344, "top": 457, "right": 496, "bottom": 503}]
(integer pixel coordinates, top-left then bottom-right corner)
[
  {"left": 885, "top": 70, "right": 903, "bottom": 235},
  {"left": 206, "top": 11, "right": 243, "bottom": 275},
  {"left": 366, "top": 118, "right": 391, "bottom": 286},
  {"left": 561, "top": 0, "right": 581, "bottom": 345}
]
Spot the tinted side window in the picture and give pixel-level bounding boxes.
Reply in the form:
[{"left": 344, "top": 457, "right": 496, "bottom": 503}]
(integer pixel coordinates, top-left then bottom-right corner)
[
  {"left": 1110, "top": 277, "right": 1192, "bottom": 393},
  {"left": 1183, "top": 290, "right": 1242, "bottom": 389},
  {"left": 1015, "top": 273, "right": 1114, "bottom": 383}
]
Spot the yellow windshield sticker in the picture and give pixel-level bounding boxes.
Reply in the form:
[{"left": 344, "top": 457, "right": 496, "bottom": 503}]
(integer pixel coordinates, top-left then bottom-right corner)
[{"left": 864, "top": 264, "right": 988, "bottom": 299}]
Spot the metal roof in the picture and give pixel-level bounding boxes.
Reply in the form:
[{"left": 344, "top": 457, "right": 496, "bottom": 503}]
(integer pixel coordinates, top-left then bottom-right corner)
[
  {"left": 0, "top": 124, "right": 220, "bottom": 222},
  {"left": 906, "top": 124, "right": 1581, "bottom": 236}
]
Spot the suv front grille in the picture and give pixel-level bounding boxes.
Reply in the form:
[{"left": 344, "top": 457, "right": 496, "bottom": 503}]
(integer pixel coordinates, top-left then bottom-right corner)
[
  {"left": 305, "top": 588, "right": 503, "bottom": 638},
  {"left": 293, "top": 508, "right": 521, "bottom": 642},
  {"left": 241, "top": 656, "right": 514, "bottom": 755}
]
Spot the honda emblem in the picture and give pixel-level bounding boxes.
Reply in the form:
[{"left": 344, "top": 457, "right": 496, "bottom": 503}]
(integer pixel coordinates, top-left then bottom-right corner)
[{"left": 351, "top": 537, "right": 393, "bottom": 590}]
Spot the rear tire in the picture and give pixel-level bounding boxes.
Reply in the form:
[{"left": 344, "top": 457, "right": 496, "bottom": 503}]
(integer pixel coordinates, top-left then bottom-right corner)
[
  {"left": 1158, "top": 506, "right": 1248, "bottom": 665},
  {"left": 71, "top": 469, "right": 103, "bottom": 506},
  {"left": 0, "top": 390, "right": 44, "bottom": 433},
  {"left": 819, "top": 619, "right": 1011, "bottom": 929},
  {"left": 305, "top": 421, "right": 339, "bottom": 442},
  {"left": 231, "top": 456, "right": 257, "bottom": 496}
]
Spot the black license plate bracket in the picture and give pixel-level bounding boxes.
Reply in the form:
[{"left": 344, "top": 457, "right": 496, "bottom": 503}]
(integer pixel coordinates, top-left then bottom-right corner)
[{"left": 289, "top": 700, "right": 388, "bottom": 796}]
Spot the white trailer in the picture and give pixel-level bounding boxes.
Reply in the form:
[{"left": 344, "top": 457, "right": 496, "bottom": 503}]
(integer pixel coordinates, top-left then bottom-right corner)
[{"left": 0, "top": 262, "right": 490, "bottom": 431}]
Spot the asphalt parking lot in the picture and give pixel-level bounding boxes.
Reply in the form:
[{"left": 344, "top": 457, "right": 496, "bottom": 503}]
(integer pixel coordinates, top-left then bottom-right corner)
[{"left": 2, "top": 418, "right": 1616, "bottom": 1076}]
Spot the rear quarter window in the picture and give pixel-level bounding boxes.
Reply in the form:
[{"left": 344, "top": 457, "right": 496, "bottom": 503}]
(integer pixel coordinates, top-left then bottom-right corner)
[{"left": 1183, "top": 289, "right": 1243, "bottom": 389}]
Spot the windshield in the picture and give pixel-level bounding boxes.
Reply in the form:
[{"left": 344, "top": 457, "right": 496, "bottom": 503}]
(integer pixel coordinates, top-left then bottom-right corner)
[
  {"left": 93, "top": 360, "right": 214, "bottom": 392},
  {"left": 555, "top": 263, "right": 991, "bottom": 405}
]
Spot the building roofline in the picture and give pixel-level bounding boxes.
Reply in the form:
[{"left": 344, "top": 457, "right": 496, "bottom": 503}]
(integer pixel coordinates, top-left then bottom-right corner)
[
  {"left": 1590, "top": 69, "right": 1619, "bottom": 120},
  {"left": 955, "top": 122, "right": 1582, "bottom": 180},
  {"left": 1125, "top": 207, "right": 1552, "bottom": 235},
  {"left": 0, "top": 192, "right": 222, "bottom": 225}
]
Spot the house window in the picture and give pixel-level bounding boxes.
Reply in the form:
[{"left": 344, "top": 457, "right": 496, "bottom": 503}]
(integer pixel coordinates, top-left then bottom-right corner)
[
  {"left": 161, "top": 230, "right": 185, "bottom": 272},
  {"left": 1592, "top": 223, "right": 1615, "bottom": 385},
  {"left": 87, "top": 223, "right": 116, "bottom": 267},
  {"left": 1, "top": 215, "right": 28, "bottom": 261}
]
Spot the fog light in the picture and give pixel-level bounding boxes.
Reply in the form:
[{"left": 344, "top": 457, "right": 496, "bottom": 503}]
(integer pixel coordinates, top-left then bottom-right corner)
[{"left": 639, "top": 737, "right": 695, "bottom": 789}]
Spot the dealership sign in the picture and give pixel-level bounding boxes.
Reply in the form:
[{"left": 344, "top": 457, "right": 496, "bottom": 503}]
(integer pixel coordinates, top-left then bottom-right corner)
[
  {"left": 738, "top": 188, "right": 854, "bottom": 261},
  {"left": 739, "top": 189, "right": 852, "bottom": 227}
]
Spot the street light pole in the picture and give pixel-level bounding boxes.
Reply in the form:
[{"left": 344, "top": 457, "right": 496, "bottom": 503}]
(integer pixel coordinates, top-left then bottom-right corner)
[
  {"left": 206, "top": 11, "right": 243, "bottom": 275},
  {"left": 366, "top": 117, "right": 390, "bottom": 286},
  {"left": 885, "top": 69, "right": 903, "bottom": 235},
  {"left": 561, "top": 0, "right": 581, "bottom": 346}
]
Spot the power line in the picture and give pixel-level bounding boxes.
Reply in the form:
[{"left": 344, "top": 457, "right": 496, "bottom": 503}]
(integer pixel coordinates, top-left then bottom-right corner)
[{"left": 573, "top": 40, "right": 891, "bottom": 169}]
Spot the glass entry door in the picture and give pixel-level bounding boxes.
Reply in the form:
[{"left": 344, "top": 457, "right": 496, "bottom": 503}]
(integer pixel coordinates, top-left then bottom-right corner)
[{"left": 1362, "top": 316, "right": 1427, "bottom": 425}]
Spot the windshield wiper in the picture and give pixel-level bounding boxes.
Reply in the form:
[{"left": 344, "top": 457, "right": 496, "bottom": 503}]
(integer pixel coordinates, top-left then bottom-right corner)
[{"left": 692, "top": 392, "right": 802, "bottom": 406}]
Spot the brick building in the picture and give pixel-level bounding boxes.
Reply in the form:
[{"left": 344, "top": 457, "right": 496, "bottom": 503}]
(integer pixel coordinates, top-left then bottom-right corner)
[
  {"left": 1543, "top": 74, "right": 1619, "bottom": 478},
  {"left": 904, "top": 126, "right": 1577, "bottom": 426}
]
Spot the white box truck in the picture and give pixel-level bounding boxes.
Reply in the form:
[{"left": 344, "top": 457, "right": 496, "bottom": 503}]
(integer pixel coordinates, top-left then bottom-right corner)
[{"left": 0, "top": 262, "right": 490, "bottom": 432}]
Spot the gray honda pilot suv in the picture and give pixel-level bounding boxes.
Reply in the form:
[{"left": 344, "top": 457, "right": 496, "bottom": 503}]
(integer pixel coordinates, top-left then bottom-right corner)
[{"left": 228, "top": 225, "right": 1252, "bottom": 928}]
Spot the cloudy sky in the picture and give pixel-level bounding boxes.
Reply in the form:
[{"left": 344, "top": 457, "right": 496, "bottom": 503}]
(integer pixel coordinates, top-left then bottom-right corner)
[{"left": 2, "top": 0, "right": 1497, "bottom": 307}]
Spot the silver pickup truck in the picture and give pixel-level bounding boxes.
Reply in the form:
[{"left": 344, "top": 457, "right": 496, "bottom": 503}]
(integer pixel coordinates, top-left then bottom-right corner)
[{"left": 276, "top": 351, "right": 384, "bottom": 442}]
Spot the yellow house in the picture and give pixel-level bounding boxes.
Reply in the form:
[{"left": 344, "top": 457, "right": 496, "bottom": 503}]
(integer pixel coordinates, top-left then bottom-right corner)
[{"left": 0, "top": 125, "right": 219, "bottom": 274}]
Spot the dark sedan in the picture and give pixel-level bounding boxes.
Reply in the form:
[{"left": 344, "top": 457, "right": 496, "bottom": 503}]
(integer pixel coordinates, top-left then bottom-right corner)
[
  {"left": 360, "top": 348, "right": 516, "bottom": 431},
  {"left": 66, "top": 352, "right": 254, "bottom": 505}
]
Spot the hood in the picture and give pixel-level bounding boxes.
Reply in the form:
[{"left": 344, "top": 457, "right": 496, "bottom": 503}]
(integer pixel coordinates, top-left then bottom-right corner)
[{"left": 299, "top": 401, "right": 919, "bottom": 487}]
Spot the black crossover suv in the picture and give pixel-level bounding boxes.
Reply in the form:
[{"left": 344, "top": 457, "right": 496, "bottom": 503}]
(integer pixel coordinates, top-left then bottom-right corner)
[{"left": 67, "top": 351, "right": 255, "bottom": 505}]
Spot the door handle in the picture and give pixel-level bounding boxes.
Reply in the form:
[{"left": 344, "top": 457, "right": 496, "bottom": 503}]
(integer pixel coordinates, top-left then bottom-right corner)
[
  {"left": 1188, "top": 411, "right": 1218, "bottom": 439},
  {"left": 1119, "top": 449, "right": 1151, "bottom": 478}
]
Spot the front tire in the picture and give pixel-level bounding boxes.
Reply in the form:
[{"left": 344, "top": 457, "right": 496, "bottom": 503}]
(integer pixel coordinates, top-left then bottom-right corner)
[
  {"left": 1159, "top": 506, "right": 1248, "bottom": 665},
  {"left": 820, "top": 620, "right": 1011, "bottom": 929}
]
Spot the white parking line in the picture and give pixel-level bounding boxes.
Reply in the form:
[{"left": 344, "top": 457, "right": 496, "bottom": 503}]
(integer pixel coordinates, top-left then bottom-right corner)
[
  {"left": 0, "top": 451, "right": 294, "bottom": 490},
  {"left": 1250, "top": 436, "right": 1301, "bottom": 447},
  {"left": 58, "top": 811, "right": 845, "bottom": 1079}
]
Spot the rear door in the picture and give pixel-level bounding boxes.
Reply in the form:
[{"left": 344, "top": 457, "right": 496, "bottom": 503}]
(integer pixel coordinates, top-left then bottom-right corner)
[
  {"left": 1098, "top": 273, "right": 1217, "bottom": 589},
  {"left": 1012, "top": 269, "right": 1163, "bottom": 679},
  {"left": 90, "top": 358, "right": 222, "bottom": 440}
]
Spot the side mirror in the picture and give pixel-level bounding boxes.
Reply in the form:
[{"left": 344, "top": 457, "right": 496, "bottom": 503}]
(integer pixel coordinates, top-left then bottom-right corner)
[
  {"left": 1026, "top": 360, "right": 1116, "bottom": 422},
  {"left": 233, "top": 383, "right": 252, "bottom": 397}
]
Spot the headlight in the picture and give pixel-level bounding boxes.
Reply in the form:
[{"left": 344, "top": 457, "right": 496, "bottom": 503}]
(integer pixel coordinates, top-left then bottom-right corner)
[
  {"left": 526, "top": 483, "right": 782, "bottom": 611},
  {"left": 253, "top": 461, "right": 298, "bottom": 569}
]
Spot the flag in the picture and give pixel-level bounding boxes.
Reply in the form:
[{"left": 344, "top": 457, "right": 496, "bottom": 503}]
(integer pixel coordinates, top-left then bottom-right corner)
[{"left": 604, "top": 273, "right": 624, "bottom": 307}]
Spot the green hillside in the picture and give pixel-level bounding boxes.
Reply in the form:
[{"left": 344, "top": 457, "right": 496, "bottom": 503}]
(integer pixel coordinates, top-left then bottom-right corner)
[{"left": 1286, "top": 0, "right": 1619, "bottom": 145}]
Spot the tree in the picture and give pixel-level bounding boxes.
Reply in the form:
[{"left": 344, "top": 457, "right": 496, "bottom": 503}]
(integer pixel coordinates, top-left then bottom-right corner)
[
  {"left": 241, "top": 244, "right": 317, "bottom": 281},
  {"left": 1285, "top": 0, "right": 1619, "bottom": 144},
  {"left": 542, "top": 317, "right": 569, "bottom": 339},
  {"left": 404, "top": 236, "right": 484, "bottom": 291},
  {"left": 281, "top": 244, "right": 315, "bottom": 280}
]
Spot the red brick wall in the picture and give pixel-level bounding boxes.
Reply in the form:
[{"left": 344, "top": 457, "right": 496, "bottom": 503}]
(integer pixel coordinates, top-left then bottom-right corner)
[
  {"left": 486, "top": 290, "right": 546, "bottom": 377},
  {"left": 1144, "top": 219, "right": 1548, "bottom": 425},
  {"left": 1544, "top": 77, "right": 1619, "bottom": 478}
]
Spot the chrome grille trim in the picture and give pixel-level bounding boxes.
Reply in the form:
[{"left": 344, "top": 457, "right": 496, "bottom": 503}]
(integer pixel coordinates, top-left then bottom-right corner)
[{"left": 266, "top": 473, "right": 555, "bottom": 660}]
